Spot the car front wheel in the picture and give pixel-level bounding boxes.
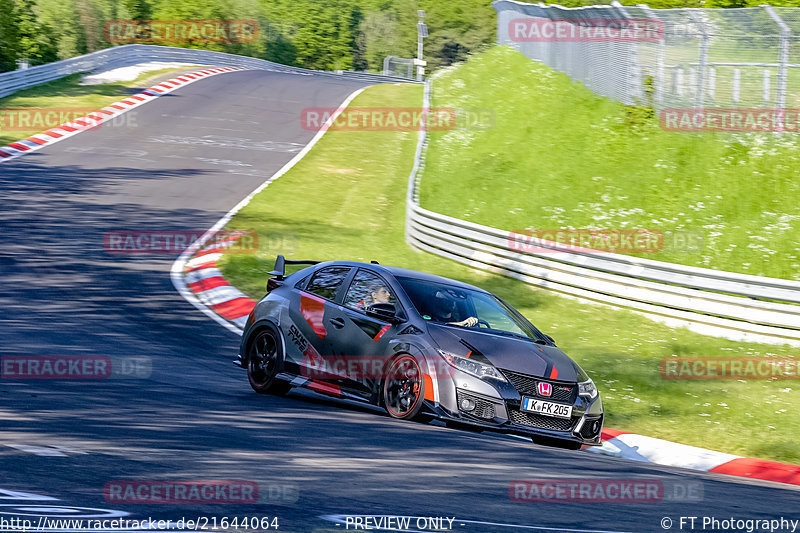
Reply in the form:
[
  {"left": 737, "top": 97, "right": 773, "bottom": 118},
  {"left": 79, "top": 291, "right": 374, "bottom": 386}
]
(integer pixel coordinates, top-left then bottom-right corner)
[{"left": 382, "top": 354, "right": 425, "bottom": 420}]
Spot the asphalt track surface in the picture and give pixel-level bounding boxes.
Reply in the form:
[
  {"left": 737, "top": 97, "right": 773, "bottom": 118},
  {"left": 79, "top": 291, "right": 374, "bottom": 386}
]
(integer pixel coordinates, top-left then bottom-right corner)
[{"left": 1, "top": 69, "right": 798, "bottom": 533}]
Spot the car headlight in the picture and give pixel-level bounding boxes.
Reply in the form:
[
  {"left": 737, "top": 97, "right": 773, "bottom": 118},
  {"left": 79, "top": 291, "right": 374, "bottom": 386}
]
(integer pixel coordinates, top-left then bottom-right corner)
[
  {"left": 438, "top": 350, "right": 507, "bottom": 382},
  {"left": 579, "top": 378, "right": 598, "bottom": 399}
]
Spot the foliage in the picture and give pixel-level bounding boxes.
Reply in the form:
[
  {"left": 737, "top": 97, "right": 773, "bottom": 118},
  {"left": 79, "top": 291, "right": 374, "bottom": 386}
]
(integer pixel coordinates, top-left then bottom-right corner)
[{"left": 6, "top": 0, "right": 800, "bottom": 74}]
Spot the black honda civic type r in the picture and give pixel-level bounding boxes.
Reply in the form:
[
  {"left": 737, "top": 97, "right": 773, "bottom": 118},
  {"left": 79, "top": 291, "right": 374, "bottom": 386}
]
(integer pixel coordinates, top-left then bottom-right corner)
[{"left": 236, "top": 257, "right": 604, "bottom": 449}]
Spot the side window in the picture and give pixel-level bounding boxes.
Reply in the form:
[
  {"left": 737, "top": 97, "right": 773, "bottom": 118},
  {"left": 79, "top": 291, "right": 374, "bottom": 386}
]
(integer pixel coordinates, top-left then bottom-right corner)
[
  {"left": 343, "top": 270, "right": 398, "bottom": 312},
  {"left": 294, "top": 274, "right": 311, "bottom": 289},
  {"left": 305, "top": 267, "right": 351, "bottom": 301}
]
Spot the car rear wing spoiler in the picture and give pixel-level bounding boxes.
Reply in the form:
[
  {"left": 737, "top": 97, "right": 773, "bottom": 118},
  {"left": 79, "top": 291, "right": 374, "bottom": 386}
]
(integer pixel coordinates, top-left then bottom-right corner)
[{"left": 268, "top": 254, "right": 319, "bottom": 281}]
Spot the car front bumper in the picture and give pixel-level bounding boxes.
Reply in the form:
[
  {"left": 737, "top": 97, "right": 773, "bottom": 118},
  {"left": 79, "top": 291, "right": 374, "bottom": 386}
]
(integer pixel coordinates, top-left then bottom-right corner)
[{"left": 426, "top": 366, "right": 604, "bottom": 446}]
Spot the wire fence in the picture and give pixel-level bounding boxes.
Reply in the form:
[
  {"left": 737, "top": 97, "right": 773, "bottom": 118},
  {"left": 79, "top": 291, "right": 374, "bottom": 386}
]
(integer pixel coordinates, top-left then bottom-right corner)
[
  {"left": 494, "top": 0, "right": 800, "bottom": 113},
  {"left": 383, "top": 56, "right": 417, "bottom": 79}
]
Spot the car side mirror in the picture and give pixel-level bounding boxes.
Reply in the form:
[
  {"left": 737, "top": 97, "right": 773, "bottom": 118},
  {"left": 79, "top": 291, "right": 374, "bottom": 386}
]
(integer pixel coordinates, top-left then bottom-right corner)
[{"left": 366, "top": 303, "right": 403, "bottom": 324}]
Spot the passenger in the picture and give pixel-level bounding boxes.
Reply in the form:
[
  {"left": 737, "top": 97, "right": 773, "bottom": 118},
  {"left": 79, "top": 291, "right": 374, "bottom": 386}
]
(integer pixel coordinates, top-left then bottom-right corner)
[{"left": 357, "top": 283, "right": 393, "bottom": 310}]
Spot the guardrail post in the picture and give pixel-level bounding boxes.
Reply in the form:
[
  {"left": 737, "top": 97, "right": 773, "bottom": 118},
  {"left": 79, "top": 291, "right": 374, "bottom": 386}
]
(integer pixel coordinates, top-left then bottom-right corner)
[
  {"left": 763, "top": 5, "right": 790, "bottom": 111},
  {"left": 688, "top": 9, "right": 708, "bottom": 109},
  {"left": 638, "top": 4, "right": 665, "bottom": 107},
  {"left": 612, "top": 1, "right": 641, "bottom": 104}
]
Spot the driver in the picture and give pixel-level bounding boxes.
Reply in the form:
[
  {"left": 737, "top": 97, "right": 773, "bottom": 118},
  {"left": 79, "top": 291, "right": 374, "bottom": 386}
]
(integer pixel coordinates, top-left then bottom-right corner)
[{"left": 433, "top": 292, "right": 478, "bottom": 327}]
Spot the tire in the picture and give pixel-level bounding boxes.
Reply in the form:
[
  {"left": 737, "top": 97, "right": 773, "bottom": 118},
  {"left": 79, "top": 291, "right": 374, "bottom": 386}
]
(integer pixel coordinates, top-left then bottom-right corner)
[
  {"left": 247, "top": 327, "right": 291, "bottom": 396},
  {"left": 531, "top": 435, "right": 582, "bottom": 450},
  {"left": 382, "top": 354, "right": 426, "bottom": 420}
]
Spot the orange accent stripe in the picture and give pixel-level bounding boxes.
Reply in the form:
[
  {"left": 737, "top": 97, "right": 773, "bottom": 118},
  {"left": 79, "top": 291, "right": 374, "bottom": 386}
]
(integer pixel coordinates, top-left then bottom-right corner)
[
  {"left": 423, "top": 373, "right": 434, "bottom": 401},
  {"left": 300, "top": 292, "right": 327, "bottom": 339},
  {"left": 549, "top": 366, "right": 559, "bottom": 379},
  {"left": 308, "top": 381, "right": 341, "bottom": 396},
  {"left": 373, "top": 324, "right": 391, "bottom": 342}
]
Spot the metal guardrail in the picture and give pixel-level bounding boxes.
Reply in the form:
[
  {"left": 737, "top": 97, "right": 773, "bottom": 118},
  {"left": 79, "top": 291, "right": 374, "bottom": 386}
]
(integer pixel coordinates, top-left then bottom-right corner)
[
  {"left": 0, "top": 44, "right": 417, "bottom": 98},
  {"left": 406, "top": 80, "right": 800, "bottom": 346}
]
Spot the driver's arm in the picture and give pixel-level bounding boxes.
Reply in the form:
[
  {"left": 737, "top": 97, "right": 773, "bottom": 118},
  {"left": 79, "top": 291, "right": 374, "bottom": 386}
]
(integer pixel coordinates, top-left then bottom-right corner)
[{"left": 449, "top": 316, "right": 478, "bottom": 327}]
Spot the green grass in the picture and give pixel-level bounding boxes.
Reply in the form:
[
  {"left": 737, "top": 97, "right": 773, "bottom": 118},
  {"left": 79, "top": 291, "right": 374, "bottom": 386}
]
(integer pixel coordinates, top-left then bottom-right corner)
[
  {"left": 219, "top": 82, "right": 800, "bottom": 464},
  {"left": 419, "top": 46, "right": 800, "bottom": 281},
  {"left": 0, "top": 66, "right": 204, "bottom": 146}
]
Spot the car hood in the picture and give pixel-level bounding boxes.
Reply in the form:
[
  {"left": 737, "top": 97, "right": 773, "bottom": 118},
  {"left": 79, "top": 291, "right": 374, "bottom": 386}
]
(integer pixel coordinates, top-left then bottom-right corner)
[{"left": 425, "top": 323, "right": 583, "bottom": 382}]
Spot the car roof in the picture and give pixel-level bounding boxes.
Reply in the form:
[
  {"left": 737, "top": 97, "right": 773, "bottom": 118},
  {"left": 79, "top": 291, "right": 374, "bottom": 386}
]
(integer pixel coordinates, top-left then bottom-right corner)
[{"left": 315, "top": 260, "right": 487, "bottom": 293}]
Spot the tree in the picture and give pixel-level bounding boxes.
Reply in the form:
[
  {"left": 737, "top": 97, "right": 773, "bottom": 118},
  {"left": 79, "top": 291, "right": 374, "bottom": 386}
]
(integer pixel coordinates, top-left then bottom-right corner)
[
  {"left": 14, "top": 0, "right": 59, "bottom": 66},
  {"left": 35, "top": 0, "right": 84, "bottom": 59},
  {"left": 0, "top": 0, "right": 19, "bottom": 72},
  {"left": 122, "top": 0, "right": 152, "bottom": 19},
  {"left": 358, "top": 10, "right": 399, "bottom": 71}
]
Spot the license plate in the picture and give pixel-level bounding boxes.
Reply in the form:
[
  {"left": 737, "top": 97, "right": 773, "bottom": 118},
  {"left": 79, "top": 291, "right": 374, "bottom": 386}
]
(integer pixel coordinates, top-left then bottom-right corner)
[{"left": 521, "top": 396, "right": 573, "bottom": 419}]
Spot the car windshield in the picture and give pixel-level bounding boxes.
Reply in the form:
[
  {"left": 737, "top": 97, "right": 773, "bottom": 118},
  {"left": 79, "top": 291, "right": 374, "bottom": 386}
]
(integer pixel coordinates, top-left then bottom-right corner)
[{"left": 397, "top": 277, "right": 546, "bottom": 341}]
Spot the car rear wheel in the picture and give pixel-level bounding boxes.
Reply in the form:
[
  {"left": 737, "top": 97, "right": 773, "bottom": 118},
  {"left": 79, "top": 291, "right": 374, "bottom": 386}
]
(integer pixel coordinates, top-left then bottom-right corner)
[
  {"left": 247, "top": 328, "right": 290, "bottom": 396},
  {"left": 382, "top": 354, "right": 425, "bottom": 420}
]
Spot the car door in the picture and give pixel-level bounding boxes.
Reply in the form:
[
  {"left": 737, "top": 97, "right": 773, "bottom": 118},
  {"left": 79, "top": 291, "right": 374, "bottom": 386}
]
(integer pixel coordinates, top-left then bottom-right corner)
[
  {"left": 323, "top": 268, "right": 403, "bottom": 400},
  {"left": 285, "top": 266, "right": 352, "bottom": 377}
]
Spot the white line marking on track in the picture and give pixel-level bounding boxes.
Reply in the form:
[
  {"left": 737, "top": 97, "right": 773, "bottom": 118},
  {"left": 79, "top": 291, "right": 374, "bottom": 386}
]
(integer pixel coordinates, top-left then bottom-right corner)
[{"left": 4, "top": 445, "right": 66, "bottom": 457}]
